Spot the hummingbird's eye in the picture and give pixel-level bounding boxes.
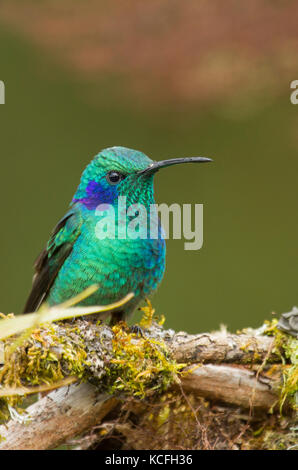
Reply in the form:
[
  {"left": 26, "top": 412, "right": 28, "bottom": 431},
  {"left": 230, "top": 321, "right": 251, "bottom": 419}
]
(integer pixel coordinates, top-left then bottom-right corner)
[{"left": 106, "top": 170, "right": 124, "bottom": 185}]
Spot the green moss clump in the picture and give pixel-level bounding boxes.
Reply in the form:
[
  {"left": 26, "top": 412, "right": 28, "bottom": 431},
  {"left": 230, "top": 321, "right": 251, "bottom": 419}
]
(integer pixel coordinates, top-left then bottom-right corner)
[
  {"left": 0, "top": 306, "right": 182, "bottom": 423},
  {"left": 264, "top": 319, "right": 298, "bottom": 411},
  {"left": 0, "top": 322, "right": 89, "bottom": 422},
  {"left": 0, "top": 323, "right": 88, "bottom": 389},
  {"left": 103, "top": 322, "right": 182, "bottom": 398}
]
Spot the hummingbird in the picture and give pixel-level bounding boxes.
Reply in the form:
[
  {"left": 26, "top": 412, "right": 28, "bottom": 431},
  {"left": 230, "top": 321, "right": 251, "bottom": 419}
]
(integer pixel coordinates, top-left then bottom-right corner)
[{"left": 24, "top": 147, "right": 212, "bottom": 324}]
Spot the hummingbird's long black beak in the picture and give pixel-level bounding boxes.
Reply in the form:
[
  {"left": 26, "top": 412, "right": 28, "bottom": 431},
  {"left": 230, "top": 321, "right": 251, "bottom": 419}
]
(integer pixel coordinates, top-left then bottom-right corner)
[{"left": 138, "top": 156, "right": 213, "bottom": 177}]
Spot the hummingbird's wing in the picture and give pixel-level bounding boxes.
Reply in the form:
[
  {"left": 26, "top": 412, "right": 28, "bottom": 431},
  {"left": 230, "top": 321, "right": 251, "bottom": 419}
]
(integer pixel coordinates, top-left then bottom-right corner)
[{"left": 23, "top": 205, "right": 83, "bottom": 313}]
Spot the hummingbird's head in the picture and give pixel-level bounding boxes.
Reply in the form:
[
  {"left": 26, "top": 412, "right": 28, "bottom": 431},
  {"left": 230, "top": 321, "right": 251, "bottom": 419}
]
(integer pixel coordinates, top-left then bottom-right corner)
[{"left": 73, "top": 146, "right": 212, "bottom": 210}]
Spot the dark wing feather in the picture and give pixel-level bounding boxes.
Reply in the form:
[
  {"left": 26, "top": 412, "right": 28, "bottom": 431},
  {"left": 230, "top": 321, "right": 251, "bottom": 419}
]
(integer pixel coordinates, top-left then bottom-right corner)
[{"left": 23, "top": 207, "right": 82, "bottom": 313}]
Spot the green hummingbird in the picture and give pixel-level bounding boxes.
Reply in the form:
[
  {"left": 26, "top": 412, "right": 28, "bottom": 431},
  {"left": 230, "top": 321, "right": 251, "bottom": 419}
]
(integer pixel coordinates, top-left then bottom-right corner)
[{"left": 24, "top": 147, "right": 211, "bottom": 324}]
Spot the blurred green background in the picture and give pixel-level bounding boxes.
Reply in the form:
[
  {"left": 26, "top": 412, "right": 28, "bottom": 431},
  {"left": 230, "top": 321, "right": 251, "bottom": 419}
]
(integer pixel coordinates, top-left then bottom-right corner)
[{"left": 0, "top": 1, "right": 298, "bottom": 333}]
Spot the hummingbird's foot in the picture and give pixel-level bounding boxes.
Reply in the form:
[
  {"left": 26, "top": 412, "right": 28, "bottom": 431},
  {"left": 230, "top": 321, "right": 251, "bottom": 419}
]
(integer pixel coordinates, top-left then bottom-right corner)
[{"left": 130, "top": 324, "right": 147, "bottom": 338}]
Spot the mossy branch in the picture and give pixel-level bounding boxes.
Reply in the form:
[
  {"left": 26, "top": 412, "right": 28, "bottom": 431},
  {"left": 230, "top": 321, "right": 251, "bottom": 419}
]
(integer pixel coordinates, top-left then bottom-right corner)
[{"left": 0, "top": 306, "right": 296, "bottom": 450}]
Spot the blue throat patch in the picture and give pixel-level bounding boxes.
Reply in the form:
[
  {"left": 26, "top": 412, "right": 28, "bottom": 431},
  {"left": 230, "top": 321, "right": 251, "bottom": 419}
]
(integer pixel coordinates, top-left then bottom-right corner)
[{"left": 73, "top": 180, "right": 118, "bottom": 210}]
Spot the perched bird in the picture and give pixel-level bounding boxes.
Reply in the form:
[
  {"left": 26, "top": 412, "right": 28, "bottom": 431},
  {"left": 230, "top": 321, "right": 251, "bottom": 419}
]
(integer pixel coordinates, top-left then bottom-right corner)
[{"left": 24, "top": 147, "right": 211, "bottom": 324}]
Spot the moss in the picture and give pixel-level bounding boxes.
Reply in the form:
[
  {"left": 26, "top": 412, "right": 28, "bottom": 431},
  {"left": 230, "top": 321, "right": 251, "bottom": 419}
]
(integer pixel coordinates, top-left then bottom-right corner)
[
  {"left": 0, "top": 323, "right": 88, "bottom": 389},
  {"left": 263, "top": 319, "right": 298, "bottom": 412},
  {"left": 139, "top": 299, "right": 165, "bottom": 329},
  {"left": 0, "top": 322, "right": 89, "bottom": 423},
  {"left": 0, "top": 306, "right": 181, "bottom": 423},
  {"left": 248, "top": 420, "right": 298, "bottom": 450},
  {"left": 0, "top": 398, "right": 11, "bottom": 424},
  {"left": 103, "top": 321, "right": 182, "bottom": 398},
  {"left": 99, "top": 301, "right": 181, "bottom": 398}
]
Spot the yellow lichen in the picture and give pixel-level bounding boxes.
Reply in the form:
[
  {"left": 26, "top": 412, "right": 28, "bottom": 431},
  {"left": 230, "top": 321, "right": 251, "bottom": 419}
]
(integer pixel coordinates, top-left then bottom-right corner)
[
  {"left": 0, "top": 321, "right": 89, "bottom": 423},
  {"left": 139, "top": 299, "right": 165, "bottom": 328},
  {"left": 105, "top": 321, "right": 182, "bottom": 398},
  {"left": 263, "top": 319, "right": 298, "bottom": 411},
  {"left": 0, "top": 323, "right": 88, "bottom": 389}
]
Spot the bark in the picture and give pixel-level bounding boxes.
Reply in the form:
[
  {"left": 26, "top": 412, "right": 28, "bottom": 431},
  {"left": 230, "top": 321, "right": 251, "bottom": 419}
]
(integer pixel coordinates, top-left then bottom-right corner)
[
  {"left": 168, "top": 329, "right": 278, "bottom": 363},
  {"left": 0, "top": 384, "right": 117, "bottom": 450}
]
